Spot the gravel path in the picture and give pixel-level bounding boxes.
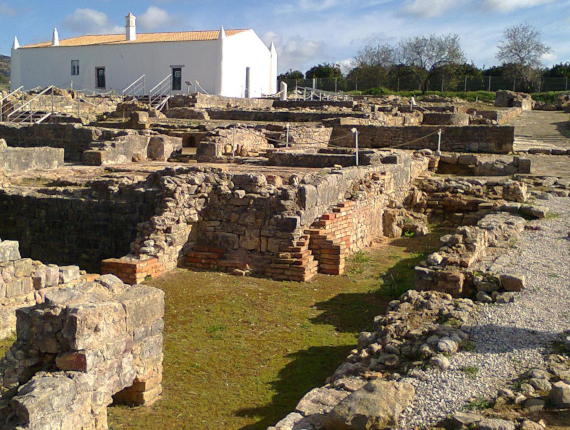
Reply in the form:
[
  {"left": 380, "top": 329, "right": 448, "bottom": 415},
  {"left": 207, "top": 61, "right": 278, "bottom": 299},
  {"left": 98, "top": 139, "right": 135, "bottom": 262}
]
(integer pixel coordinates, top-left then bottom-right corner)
[{"left": 398, "top": 196, "right": 570, "bottom": 429}]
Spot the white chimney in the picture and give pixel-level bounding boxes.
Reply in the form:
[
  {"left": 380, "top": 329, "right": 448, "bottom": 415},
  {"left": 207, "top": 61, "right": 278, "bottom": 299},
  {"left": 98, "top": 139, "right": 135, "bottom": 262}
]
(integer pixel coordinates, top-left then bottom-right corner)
[
  {"left": 52, "top": 28, "right": 60, "bottom": 46},
  {"left": 125, "top": 13, "right": 136, "bottom": 42},
  {"left": 12, "top": 36, "right": 19, "bottom": 50}
]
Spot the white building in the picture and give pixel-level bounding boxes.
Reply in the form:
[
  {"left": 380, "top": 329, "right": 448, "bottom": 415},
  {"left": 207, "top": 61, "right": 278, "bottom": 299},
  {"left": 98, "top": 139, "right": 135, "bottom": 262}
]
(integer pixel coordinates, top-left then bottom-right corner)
[{"left": 10, "top": 13, "right": 278, "bottom": 98}]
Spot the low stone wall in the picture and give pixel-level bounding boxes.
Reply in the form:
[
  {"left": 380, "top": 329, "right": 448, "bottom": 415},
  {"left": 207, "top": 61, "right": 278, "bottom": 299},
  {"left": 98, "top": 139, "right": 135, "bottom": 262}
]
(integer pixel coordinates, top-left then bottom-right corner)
[
  {"left": 83, "top": 134, "right": 182, "bottom": 166},
  {"left": 0, "top": 239, "right": 82, "bottom": 340},
  {"left": 415, "top": 212, "right": 527, "bottom": 295},
  {"left": 169, "top": 93, "right": 275, "bottom": 109},
  {"left": 329, "top": 124, "right": 514, "bottom": 154},
  {"left": 196, "top": 127, "right": 271, "bottom": 160},
  {"left": 477, "top": 107, "right": 522, "bottom": 125},
  {"left": 436, "top": 153, "right": 531, "bottom": 176},
  {"left": 103, "top": 154, "right": 429, "bottom": 283},
  {"left": 266, "top": 149, "right": 385, "bottom": 168},
  {"left": 206, "top": 109, "right": 368, "bottom": 123},
  {"left": 495, "top": 90, "right": 534, "bottom": 110},
  {"left": 0, "top": 123, "right": 146, "bottom": 163},
  {"left": 422, "top": 113, "right": 469, "bottom": 126},
  {"left": 0, "top": 139, "right": 63, "bottom": 172},
  {"left": 272, "top": 100, "right": 356, "bottom": 109},
  {"left": 0, "top": 275, "right": 164, "bottom": 429}
]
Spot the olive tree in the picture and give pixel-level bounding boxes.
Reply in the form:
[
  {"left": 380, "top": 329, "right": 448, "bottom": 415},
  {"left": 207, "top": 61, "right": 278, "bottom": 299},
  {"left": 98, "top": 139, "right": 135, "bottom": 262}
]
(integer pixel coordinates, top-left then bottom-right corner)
[{"left": 496, "top": 23, "right": 551, "bottom": 91}]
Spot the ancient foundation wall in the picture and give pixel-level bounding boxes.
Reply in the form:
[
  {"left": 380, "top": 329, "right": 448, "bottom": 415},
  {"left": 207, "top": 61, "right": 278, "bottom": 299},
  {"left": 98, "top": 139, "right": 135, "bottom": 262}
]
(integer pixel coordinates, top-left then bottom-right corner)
[
  {"left": 0, "top": 123, "right": 145, "bottom": 163},
  {"left": 0, "top": 143, "right": 64, "bottom": 173},
  {"left": 103, "top": 154, "right": 429, "bottom": 283},
  {"left": 0, "top": 276, "right": 164, "bottom": 429},
  {"left": 330, "top": 124, "right": 514, "bottom": 154},
  {"left": 477, "top": 107, "right": 522, "bottom": 125},
  {"left": 0, "top": 188, "right": 158, "bottom": 272},
  {"left": 0, "top": 239, "right": 82, "bottom": 340},
  {"left": 206, "top": 109, "right": 368, "bottom": 123},
  {"left": 169, "top": 93, "right": 275, "bottom": 109}
]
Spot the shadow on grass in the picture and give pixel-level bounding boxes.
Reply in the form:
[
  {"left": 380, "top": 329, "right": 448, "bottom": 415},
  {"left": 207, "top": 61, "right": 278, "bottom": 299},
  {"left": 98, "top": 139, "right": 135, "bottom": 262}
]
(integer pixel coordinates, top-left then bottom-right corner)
[
  {"left": 309, "top": 242, "right": 431, "bottom": 333},
  {"left": 235, "top": 239, "right": 438, "bottom": 429},
  {"left": 235, "top": 344, "right": 352, "bottom": 430}
]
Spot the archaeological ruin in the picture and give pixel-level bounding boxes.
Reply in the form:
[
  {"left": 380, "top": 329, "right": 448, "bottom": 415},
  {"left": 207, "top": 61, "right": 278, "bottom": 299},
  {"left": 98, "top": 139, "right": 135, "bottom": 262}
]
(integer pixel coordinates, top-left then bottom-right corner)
[{"left": 0, "top": 85, "right": 570, "bottom": 429}]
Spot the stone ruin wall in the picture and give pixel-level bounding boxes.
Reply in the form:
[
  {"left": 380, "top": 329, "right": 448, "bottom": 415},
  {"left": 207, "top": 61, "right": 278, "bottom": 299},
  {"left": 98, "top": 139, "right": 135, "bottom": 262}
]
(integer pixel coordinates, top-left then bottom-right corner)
[
  {"left": 0, "top": 184, "right": 159, "bottom": 273},
  {"left": 0, "top": 274, "right": 164, "bottom": 430},
  {"left": 0, "top": 122, "right": 182, "bottom": 165},
  {"left": 330, "top": 124, "right": 515, "bottom": 154},
  {"left": 0, "top": 239, "right": 83, "bottom": 340},
  {"left": 101, "top": 152, "right": 430, "bottom": 283},
  {"left": 0, "top": 139, "right": 63, "bottom": 174}
]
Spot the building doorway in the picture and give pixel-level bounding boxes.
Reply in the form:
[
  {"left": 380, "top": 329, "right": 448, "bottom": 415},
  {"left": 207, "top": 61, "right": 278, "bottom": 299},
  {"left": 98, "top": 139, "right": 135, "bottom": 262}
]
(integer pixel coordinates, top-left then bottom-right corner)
[
  {"left": 172, "top": 68, "right": 182, "bottom": 91},
  {"left": 95, "top": 67, "right": 106, "bottom": 89}
]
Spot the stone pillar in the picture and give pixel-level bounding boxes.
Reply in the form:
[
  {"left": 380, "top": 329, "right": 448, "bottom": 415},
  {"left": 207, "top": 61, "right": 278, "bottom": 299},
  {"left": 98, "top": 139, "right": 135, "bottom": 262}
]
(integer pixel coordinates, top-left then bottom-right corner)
[
  {"left": 245, "top": 67, "right": 251, "bottom": 99},
  {"left": 280, "top": 82, "right": 287, "bottom": 101}
]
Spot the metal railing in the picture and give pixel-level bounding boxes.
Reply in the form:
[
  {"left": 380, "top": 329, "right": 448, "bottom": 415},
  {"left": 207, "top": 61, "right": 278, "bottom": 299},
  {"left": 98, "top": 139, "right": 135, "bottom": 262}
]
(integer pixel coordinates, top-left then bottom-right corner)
[
  {"left": 149, "top": 74, "right": 172, "bottom": 111},
  {"left": 122, "top": 75, "right": 146, "bottom": 100},
  {"left": 0, "top": 86, "right": 24, "bottom": 121},
  {"left": 6, "top": 85, "right": 54, "bottom": 123},
  {"left": 294, "top": 86, "right": 353, "bottom": 101}
]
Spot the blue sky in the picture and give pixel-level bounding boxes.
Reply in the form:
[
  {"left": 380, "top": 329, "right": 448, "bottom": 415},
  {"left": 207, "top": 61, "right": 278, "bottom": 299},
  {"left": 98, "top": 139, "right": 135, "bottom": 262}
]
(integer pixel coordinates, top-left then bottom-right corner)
[{"left": 1, "top": 0, "right": 569, "bottom": 74}]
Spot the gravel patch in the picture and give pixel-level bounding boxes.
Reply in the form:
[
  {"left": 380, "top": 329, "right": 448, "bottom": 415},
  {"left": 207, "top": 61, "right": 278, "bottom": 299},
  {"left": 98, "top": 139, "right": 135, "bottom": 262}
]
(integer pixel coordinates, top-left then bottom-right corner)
[{"left": 398, "top": 197, "right": 570, "bottom": 429}]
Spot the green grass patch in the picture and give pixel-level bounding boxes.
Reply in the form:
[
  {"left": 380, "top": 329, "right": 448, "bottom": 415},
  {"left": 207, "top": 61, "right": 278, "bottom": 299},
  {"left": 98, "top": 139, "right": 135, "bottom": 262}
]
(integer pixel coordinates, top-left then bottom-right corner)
[
  {"left": 545, "top": 212, "right": 561, "bottom": 220},
  {"left": 461, "top": 366, "right": 479, "bottom": 379},
  {"left": 108, "top": 233, "right": 442, "bottom": 430},
  {"left": 463, "top": 394, "right": 493, "bottom": 411}
]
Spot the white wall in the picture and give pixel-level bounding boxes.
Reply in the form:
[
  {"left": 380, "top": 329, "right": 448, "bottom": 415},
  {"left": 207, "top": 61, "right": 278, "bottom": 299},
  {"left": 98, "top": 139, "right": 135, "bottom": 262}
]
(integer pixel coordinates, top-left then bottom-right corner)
[
  {"left": 12, "top": 39, "right": 222, "bottom": 95},
  {"left": 11, "top": 31, "right": 277, "bottom": 99},
  {"left": 221, "top": 30, "right": 274, "bottom": 98}
]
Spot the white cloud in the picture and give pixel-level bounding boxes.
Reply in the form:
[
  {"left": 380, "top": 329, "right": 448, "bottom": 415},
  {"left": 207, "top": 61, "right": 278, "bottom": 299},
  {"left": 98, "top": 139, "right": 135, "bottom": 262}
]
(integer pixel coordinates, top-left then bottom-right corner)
[
  {"left": 541, "top": 52, "right": 557, "bottom": 66},
  {"left": 480, "top": 0, "right": 556, "bottom": 12},
  {"left": 0, "top": 2, "right": 17, "bottom": 17},
  {"left": 400, "top": 0, "right": 469, "bottom": 18},
  {"left": 62, "top": 9, "right": 122, "bottom": 35},
  {"left": 138, "top": 6, "right": 180, "bottom": 31},
  {"left": 273, "top": 35, "right": 325, "bottom": 72}
]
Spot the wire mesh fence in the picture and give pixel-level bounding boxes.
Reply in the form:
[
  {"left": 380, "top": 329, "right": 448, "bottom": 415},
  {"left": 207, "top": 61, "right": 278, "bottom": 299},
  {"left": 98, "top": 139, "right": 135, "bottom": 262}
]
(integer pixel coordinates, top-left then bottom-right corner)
[{"left": 281, "top": 76, "right": 570, "bottom": 94}]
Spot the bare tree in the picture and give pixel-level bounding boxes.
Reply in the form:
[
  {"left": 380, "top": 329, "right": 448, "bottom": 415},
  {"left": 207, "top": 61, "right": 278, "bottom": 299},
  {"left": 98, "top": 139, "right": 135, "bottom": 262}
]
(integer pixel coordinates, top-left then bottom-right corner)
[
  {"left": 496, "top": 23, "right": 551, "bottom": 91},
  {"left": 398, "top": 34, "right": 466, "bottom": 93},
  {"left": 355, "top": 43, "right": 396, "bottom": 69},
  {"left": 350, "top": 34, "right": 465, "bottom": 93}
]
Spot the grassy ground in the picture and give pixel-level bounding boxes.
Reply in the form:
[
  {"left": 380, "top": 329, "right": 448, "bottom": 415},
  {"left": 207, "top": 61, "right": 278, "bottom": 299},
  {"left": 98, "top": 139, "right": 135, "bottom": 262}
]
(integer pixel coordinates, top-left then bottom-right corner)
[
  {"left": 0, "top": 335, "right": 15, "bottom": 357},
  {"left": 107, "top": 233, "right": 441, "bottom": 430}
]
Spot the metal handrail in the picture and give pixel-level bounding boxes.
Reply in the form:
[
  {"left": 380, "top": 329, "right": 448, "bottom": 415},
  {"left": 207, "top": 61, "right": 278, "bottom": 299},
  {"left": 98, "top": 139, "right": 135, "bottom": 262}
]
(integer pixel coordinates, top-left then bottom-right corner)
[
  {"left": 0, "top": 86, "right": 23, "bottom": 104},
  {"left": 123, "top": 75, "right": 146, "bottom": 97},
  {"left": 295, "top": 86, "right": 352, "bottom": 101},
  {"left": 149, "top": 74, "right": 172, "bottom": 110},
  {"left": 0, "top": 86, "right": 24, "bottom": 121},
  {"left": 7, "top": 85, "right": 54, "bottom": 121}
]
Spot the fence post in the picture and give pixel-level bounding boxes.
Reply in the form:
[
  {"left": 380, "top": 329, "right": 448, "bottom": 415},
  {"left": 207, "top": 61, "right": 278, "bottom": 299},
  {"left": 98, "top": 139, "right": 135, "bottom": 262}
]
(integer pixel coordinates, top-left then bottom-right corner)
[
  {"left": 436, "top": 129, "right": 442, "bottom": 155},
  {"left": 335, "top": 78, "right": 338, "bottom": 95},
  {"left": 513, "top": 78, "right": 516, "bottom": 92},
  {"left": 464, "top": 76, "right": 468, "bottom": 93},
  {"left": 232, "top": 125, "right": 236, "bottom": 157},
  {"left": 488, "top": 76, "right": 491, "bottom": 92},
  {"left": 51, "top": 87, "right": 54, "bottom": 115},
  {"left": 441, "top": 76, "right": 444, "bottom": 92},
  {"left": 352, "top": 128, "right": 359, "bottom": 166},
  {"left": 566, "top": 77, "right": 568, "bottom": 92},
  {"left": 286, "top": 123, "right": 290, "bottom": 148}
]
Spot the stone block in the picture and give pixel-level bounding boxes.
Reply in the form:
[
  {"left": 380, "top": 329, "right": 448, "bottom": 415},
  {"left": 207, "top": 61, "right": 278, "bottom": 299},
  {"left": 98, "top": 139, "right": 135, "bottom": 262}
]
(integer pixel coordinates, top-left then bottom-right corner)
[
  {"left": 117, "top": 286, "right": 165, "bottom": 332},
  {"left": 0, "top": 240, "right": 21, "bottom": 263},
  {"left": 59, "top": 266, "right": 81, "bottom": 284},
  {"left": 500, "top": 274, "right": 525, "bottom": 292}
]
